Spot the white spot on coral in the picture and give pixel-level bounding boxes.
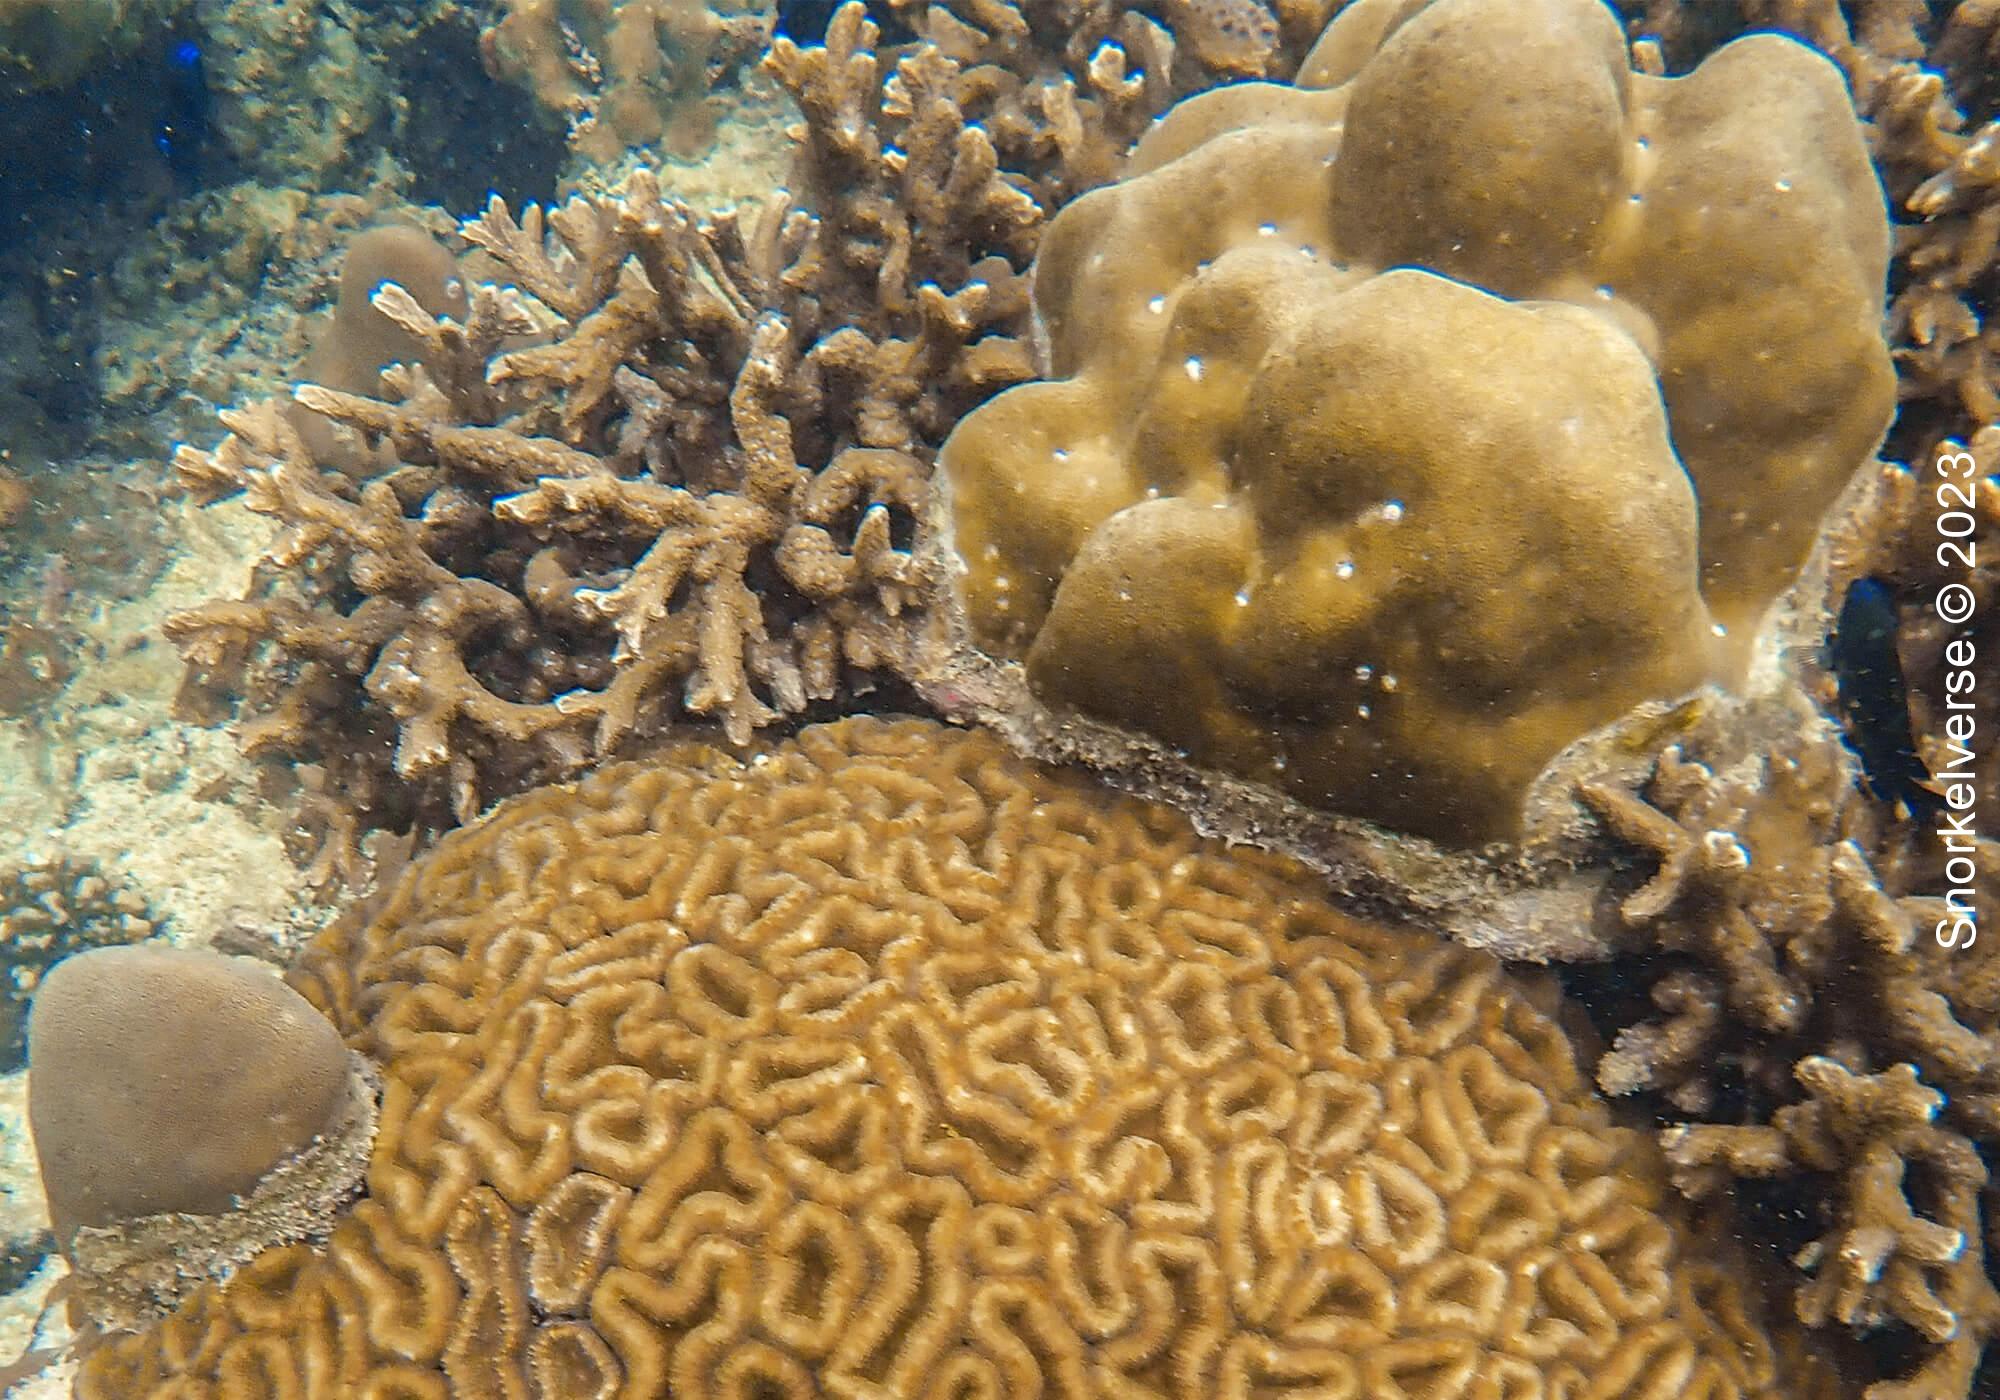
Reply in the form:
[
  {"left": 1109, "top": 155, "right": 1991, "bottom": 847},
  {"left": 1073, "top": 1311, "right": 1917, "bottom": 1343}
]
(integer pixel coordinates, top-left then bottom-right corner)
[
  {"left": 1146, "top": 486, "right": 1161, "bottom": 499},
  {"left": 1711, "top": 622, "right": 1728, "bottom": 638},
  {"left": 1234, "top": 588, "right": 1251, "bottom": 606},
  {"left": 1257, "top": 222, "right": 1278, "bottom": 236},
  {"left": 1147, "top": 294, "right": 1166, "bottom": 313},
  {"left": 1357, "top": 704, "right": 1371, "bottom": 718},
  {"left": 1053, "top": 447, "right": 1070, "bottom": 461},
  {"left": 1380, "top": 674, "right": 1398, "bottom": 692},
  {"left": 1380, "top": 500, "right": 1404, "bottom": 522},
  {"left": 1354, "top": 664, "right": 1373, "bottom": 681},
  {"left": 1335, "top": 559, "right": 1355, "bottom": 580},
  {"left": 1185, "top": 356, "right": 1204, "bottom": 381},
  {"left": 1775, "top": 178, "right": 1792, "bottom": 192}
]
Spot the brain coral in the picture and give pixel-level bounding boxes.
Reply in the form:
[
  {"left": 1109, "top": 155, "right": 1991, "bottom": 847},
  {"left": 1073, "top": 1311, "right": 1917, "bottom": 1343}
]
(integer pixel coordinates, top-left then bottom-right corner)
[
  {"left": 75, "top": 717, "right": 1827, "bottom": 1398},
  {"left": 934, "top": 0, "right": 1894, "bottom": 847}
]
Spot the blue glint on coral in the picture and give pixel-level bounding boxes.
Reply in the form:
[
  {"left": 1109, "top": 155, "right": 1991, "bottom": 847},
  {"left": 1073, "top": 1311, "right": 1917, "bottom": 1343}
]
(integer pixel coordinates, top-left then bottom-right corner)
[{"left": 171, "top": 40, "right": 202, "bottom": 69}]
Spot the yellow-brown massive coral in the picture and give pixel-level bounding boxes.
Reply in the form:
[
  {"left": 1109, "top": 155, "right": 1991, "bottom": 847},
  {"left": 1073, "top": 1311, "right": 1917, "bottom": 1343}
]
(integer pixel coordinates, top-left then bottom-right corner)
[
  {"left": 69, "top": 718, "right": 1827, "bottom": 1397},
  {"left": 932, "top": 0, "right": 1894, "bottom": 850}
]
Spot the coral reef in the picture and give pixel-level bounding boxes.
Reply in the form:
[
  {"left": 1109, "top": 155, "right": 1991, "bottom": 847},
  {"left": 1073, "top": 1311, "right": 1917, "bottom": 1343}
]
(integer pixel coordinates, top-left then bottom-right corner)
[
  {"left": 0, "top": 856, "right": 157, "bottom": 1076},
  {"left": 929, "top": 0, "right": 1892, "bottom": 856},
  {"left": 0, "top": 467, "right": 25, "bottom": 529},
  {"left": 480, "top": 0, "right": 773, "bottom": 166},
  {"left": 869, "top": 0, "right": 1208, "bottom": 203},
  {"left": 70, "top": 717, "right": 1829, "bottom": 1397}
]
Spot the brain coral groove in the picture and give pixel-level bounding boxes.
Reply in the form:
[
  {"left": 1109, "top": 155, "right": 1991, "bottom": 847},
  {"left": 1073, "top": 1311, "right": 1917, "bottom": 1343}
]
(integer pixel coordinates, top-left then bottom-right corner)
[{"left": 79, "top": 718, "right": 1826, "bottom": 1398}]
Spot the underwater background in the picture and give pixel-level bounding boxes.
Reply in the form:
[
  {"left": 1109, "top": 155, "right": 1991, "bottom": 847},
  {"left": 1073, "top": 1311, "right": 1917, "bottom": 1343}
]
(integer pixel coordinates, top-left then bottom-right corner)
[{"left": 0, "top": 0, "right": 1996, "bottom": 1396}]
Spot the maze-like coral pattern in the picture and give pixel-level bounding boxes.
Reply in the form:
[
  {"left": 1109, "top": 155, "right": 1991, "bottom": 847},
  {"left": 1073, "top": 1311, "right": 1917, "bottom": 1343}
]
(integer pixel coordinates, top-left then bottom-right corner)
[{"left": 81, "top": 719, "right": 1814, "bottom": 1398}]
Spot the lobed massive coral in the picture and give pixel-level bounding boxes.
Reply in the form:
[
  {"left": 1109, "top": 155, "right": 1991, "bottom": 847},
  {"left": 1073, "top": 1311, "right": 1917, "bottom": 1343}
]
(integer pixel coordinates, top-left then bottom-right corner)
[
  {"left": 930, "top": 0, "right": 1894, "bottom": 854},
  {"left": 1623, "top": 0, "right": 2000, "bottom": 442},
  {"left": 70, "top": 717, "right": 1830, "bottom": 1398}
]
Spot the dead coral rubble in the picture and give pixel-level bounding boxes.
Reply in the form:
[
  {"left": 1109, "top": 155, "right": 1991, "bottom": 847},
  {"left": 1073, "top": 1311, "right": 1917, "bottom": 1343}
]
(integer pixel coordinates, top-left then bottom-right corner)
[
  {"left": 73, "top": 718, "right": 1832, "bottom": 1398},
  {"left": 169, "top": 4, "right": 1047, "bottom": 857}
]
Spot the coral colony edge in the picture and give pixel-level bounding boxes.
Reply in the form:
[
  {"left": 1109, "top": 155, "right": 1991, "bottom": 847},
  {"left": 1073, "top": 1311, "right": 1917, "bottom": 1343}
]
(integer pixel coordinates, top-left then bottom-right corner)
[{"left": 0, "top": 0, "right": 1995, "bottom": 1398}]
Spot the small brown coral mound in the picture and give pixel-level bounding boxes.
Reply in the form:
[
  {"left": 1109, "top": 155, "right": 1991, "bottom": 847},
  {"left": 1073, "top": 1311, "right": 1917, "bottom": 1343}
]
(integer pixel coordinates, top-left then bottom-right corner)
[
  {"left": 934, "top": 0, "right": 1894, "bottom": 848},
  {"left": 28, "top": 945, "right": 377, "bottom": 1331},
  {"left": 29, "top": 946, "right": 352, "bottom": 1246},
  {"left": 78, "top": 719, "right": 1821, "bottom": 1398}
]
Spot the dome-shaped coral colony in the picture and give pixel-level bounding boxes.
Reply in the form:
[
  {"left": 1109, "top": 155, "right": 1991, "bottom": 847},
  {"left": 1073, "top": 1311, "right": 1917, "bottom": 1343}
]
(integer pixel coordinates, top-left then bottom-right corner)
[
  {"left": 68, "top": 719, "right": 1829, "bottom": 1398},
  {"left": 936, "top": 0, "right": 1895, "bottom": 847}
]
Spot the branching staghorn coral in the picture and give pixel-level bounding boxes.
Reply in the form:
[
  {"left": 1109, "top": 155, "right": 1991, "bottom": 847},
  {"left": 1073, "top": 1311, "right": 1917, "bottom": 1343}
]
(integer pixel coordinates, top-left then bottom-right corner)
[
  {"left": 1664, "top": 1061, "right": 1999, "bottom": 1400},
  {"left": 1577, "top": 696, "right": 2000, "bottom": 1393},
  {"left": 61, "top": 717, "right": 1836, "bottom": 1398},
  {"left": 168, "top": 5, "right": 1054, "bottom": 863},
  {"left": 868, "top": 0, "right": 1246, "bottom": 202}
]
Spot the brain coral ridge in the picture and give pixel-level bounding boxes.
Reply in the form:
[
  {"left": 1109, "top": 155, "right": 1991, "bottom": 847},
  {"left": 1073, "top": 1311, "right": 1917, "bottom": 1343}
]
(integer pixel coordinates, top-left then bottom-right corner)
[
  {"left": 930, "top": 0, "right": 1895, "bottom": 859},
  {"left": 75, "top": 717, "right": 1829, "bottom": 1399}
]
